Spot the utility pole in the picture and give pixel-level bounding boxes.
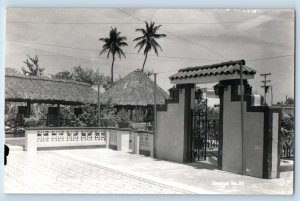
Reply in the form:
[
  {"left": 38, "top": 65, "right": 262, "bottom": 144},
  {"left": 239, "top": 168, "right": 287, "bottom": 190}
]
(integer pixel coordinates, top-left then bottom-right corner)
[
  {"left": 239, "top": 61, "right": 246, "bottom": 175},
  {"left": 271, "top": 85, "right": 273, "bottom": 106},
  {"left": 260, "top": 73, "right": 271, "bottom": 105},
  {"left": 153, "top": 73, "right": 157, "bottom": 158}
]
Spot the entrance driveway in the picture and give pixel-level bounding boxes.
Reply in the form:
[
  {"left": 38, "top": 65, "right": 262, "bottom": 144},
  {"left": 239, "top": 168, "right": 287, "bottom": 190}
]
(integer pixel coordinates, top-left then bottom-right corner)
[{"left": 4, "top": 148, "right": 293, "bottom": 194}]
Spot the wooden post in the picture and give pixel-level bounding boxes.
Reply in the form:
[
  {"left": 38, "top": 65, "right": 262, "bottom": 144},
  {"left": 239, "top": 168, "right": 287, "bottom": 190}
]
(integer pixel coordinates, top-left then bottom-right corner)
[
  {"left": 153, "top": 73, "right": 157, "bottom": 158},
  {"left": 26, "top": 101, "right": 31, "bottom": 118},
  {"left": 240, "top": 62, "right": 246, "bottom": 175},
  {"left": 98, "top": 84, "right": 101, "bottom": 127},
  {"left": 106, "top": 130, "right": 110, "bottom": 148},
  {"left": 57, "top": 103, "right": 60, "bottom": 127}
]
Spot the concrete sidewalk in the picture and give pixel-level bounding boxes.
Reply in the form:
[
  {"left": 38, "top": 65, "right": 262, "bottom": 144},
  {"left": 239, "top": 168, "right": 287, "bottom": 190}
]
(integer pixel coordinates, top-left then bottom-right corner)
[
  {"left": 4, "top": 148, "right": 293, "bottom": 194},
  {"left": 53, "top": 148, "right": 293, "bottom": 195}
]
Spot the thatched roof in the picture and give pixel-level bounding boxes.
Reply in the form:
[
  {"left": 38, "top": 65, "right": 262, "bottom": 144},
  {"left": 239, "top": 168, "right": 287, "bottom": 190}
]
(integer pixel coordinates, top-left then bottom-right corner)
[
  {"left": 102, "top": 70, "right": 169, "bottom": 106},
  {"left": 5, "top": 71, "right": 98, "bottom": 105}
]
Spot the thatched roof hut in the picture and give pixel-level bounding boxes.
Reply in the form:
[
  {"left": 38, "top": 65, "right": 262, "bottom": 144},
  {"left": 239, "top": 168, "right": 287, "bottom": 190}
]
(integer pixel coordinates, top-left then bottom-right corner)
[
  {"left": 103, "top": 70, "right": 169, "bottom": 106},
  {"left": 5, "top": 71, "right": 98, "bottom": 105}
]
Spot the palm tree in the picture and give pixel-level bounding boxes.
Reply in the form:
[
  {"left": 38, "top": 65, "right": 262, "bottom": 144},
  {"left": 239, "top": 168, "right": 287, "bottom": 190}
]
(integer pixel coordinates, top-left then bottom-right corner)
[
  {"left": 99, "top": 27, "right": 128, "bottom": 84},
  {"left": 133, "top": 21, "right": 167, "bottom": 72}
]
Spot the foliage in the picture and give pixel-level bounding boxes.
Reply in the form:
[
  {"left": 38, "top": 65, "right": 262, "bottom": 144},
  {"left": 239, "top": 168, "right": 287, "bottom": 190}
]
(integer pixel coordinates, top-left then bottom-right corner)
[
  {"left": 116, "top": 108, "right": 131, "bottom": 123},
  {"left": 207, "top": 106, "right": 219, "bottom": 119},
  {"left": 72, "top": 65, "right": 98, "bottom": 85},
  {"left": 131, "top": 108, "right": 148, "bottom": 123},
  {"left": 21, "top": 54, "right": 45, "bottom": 76},
  {"left": 286, "top": 97, "right": 294, "bottom": 105},
  {"left": 52, "top": 70, "right": 73, "bottom": 80},
  {"left": 100, "top": 100, "right": 119, "bottom": 127},
  {"left": 280, "top": 110, "right": 294, "bottom": 158},
  {"left": 5, "top": 102, "right": 17, "bottom": 128},
  {"left": 99, "top": 27, "right": 128, "bottom": 83},
  {"left": 24, "top": 116, "right": 39, "bottom": 127},
  {"left": 52, "top": 66, "right": 112, "bottom": 89},
  {"left": 133, "top": 21, "right": 167, "bottom": 72}
]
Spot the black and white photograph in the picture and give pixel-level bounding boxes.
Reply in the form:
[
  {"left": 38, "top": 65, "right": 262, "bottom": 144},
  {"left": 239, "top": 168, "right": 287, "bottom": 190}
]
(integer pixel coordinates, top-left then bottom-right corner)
[{"left": 3, "top": 8, "right": 294, "bottom": 194}]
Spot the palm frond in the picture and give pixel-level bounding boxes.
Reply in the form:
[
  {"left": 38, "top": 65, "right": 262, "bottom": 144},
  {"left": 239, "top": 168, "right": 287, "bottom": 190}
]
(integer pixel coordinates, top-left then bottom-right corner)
[
  {"left": 153, "top": 33, "right": 167, "bottom": 39},
  {"left": 152, "top": 39, "right": 163, "bottom": 51},
  {"left": 133, "top": 36, "right": 146, "bottom": 42},
  {"left": 135, "top": 28, "right": 147, "bottom": 35}
]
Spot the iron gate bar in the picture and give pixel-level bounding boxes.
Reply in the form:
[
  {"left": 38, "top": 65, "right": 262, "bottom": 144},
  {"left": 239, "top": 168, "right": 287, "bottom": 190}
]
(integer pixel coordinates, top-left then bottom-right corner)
[
  {"left": 191, "top": 99, "right": 219, "bottom": 162},
  {"left": 191, "top": 99, "right": 208, "bottom": 161}
]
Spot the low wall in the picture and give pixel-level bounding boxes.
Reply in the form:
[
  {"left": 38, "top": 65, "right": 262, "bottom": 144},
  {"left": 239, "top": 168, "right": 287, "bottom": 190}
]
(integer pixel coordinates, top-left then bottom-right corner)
[
  {"left": 108, "top": 129, "right": 130, "bottom": 152},
  {"left": 132, "top": 130, "right": 154, "bottom": 157},
  {"left": 25, "top": 127, "right": 107, "bottom": 151},
  {"left": 25, "top": 127, "right": 153, "bottom": 156}
]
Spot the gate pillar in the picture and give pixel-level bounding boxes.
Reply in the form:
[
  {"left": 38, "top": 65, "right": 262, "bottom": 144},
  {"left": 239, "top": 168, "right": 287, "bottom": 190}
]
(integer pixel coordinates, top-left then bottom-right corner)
[
  {"left": 215, "top": 79, "right": 281, "bottom": 179},
  {"left": 177, "top": 84, "right": 196, "bottom": 163},
  {"left": 156, "top": 83, "right": 195, "bottom": 163}
]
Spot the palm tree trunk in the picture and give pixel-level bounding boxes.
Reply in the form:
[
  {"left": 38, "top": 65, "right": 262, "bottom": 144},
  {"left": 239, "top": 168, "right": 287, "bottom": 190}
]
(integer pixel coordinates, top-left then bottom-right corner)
[
  {"left": 111, "top": 54, "right": 115, "bottom": 84},
  {"left": 141, "top": 52, "right": 148, "bottom": 72}
]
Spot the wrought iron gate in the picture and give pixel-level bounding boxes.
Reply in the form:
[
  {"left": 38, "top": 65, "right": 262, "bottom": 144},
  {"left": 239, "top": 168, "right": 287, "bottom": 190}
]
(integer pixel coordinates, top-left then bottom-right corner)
[
  {"left": 191, "top": 99, "right": 219, "bottom": 161},
  {"left": 191, "top": 99, "right": 208, "bottom": 161}
]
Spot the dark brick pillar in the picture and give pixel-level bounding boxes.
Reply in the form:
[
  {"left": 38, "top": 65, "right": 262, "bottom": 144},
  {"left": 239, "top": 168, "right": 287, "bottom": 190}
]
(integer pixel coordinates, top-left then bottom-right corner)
[{"left": 177, "top": 84, "right": 195, "bottom": 163}]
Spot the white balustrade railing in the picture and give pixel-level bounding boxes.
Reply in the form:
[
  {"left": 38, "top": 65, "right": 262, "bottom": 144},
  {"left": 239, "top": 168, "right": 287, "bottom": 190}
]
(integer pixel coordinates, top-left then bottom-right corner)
[
  {"left": 25, "top": 127, "right": 154, "bottom": 158},
  {"left": 37, "top": 129, "right": 106, "bottom": 144}
]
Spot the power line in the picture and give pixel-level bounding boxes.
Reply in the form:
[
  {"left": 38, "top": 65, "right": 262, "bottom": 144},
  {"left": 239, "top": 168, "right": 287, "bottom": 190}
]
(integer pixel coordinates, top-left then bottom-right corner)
[
  {"left": 15, "top": 45, "right": 111, "bottom": 66},
  {"left": 7, "top": 20, "right": 293, "bottom": 25},
  {"left": 7, "top": 40, "right": 294, "bottom": 72},
  {"left": 246, "top": 54, "right": 294, "bottom": 62},
  {"left": 8, "top": 40, "right": 294, "bottom": 65},
  {"left": 161, "top": 29, "right": 227, "bottom": 60},
  {"left": 8, "top": 40, "right": 223, "bottom": 62},
  {"left": 118, "top": 9, "right": 142, "bottom": 23},
  {"left": 118, "top": 8, "right": 228, "bottom": 60}
]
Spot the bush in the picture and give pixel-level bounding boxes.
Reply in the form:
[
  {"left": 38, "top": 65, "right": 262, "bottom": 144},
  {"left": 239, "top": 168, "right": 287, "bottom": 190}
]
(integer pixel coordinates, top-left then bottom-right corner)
[
  {"left": 24, "top": 117, "right": 39, "bottom": 127},
  {"left": 132, "top": 108, "right": 147, "bottom": 123},
  {"left": 116, "top": 109, "right": 131, "bottom": 128},
  {"left": 280, "top": 109, "right": 294, "bottom": 158}
]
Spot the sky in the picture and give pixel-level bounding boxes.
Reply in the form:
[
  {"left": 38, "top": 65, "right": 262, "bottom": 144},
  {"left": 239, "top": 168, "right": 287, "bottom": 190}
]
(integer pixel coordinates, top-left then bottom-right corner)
[{"left": 5, "top": 8, "right": 295, "bottom": 104}]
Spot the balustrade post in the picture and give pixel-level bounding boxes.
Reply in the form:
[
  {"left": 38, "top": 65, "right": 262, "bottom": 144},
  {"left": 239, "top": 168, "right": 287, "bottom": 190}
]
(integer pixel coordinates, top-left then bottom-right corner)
[
  {"left": 106, "top": 130, "right": 110, "bottom": 148},
  {"left": 131, "top": 131, "right": 136, "bottom": 153},
  {"left": 116, "top": 130, "right": 130, "bottom": 151},
  {"left": 25, "top": 129, "right": 37, "bottom": 152},
  {"left": 150, "top": 134, "right": 154, "bottom": 158},
  {"left": 136, "top": 133, "right": 140, "bottom": 155}
]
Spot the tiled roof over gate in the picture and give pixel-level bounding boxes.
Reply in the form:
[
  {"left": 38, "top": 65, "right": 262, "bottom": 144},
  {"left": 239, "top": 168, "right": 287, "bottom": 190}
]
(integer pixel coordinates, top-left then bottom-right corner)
[{"left": 169, "top": 60, "right": 256, "bottom": 81}]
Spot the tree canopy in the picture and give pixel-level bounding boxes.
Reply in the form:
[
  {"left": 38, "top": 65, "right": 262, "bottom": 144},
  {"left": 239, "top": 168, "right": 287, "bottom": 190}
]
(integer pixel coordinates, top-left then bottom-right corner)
[
  {"left": 21, "top": 54, "right": 45, "bottom": 76},
  {"left": 99, "top": 27, "right": 128, "bottom": 83},
  {"left": 133, "top": 21, "right": 167, "bottom": 72}
]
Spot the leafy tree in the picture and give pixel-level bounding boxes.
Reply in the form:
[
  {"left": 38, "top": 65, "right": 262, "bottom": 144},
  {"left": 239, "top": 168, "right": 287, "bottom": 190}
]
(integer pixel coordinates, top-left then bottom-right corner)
[
  {"left": 21, "top": 54, "right": 45, "bottom": 76},
  {"left": 286, "top": 97, "right": 294, "bottom": 105},
  {"left": 72, "top": 65, "right": 95, "bottom": 85},
  {"left": 99, "top": 27, "right": 128, "bottom": 84},
  {"left": 52, "top": 71, "right": 73, "bottom": 80},
  {"left": 133, "top": 21, "right": 167, "bottom": 72},
  {"left": 52, "top": 66, "right": 111, "bottom": 89}
]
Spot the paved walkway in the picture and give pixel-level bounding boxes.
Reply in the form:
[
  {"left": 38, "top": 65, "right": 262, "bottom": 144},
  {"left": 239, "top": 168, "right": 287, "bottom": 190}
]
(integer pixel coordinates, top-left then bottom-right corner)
[{"left": 4, "top": 147, "right": 294, "bottom": 194}]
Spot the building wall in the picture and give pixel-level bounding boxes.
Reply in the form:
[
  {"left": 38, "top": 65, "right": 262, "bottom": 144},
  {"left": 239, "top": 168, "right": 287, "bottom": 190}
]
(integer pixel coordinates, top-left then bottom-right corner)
[
  {"left": 271, "top": 113, "right": 279, "bottom": 178},
  {"left": 156, "top": 89, "right": 185, "bottom": 163},
  {"left": 222, "top": 85, "right": 264, "bottom": 177}
]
